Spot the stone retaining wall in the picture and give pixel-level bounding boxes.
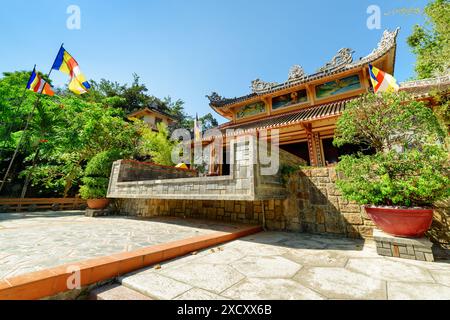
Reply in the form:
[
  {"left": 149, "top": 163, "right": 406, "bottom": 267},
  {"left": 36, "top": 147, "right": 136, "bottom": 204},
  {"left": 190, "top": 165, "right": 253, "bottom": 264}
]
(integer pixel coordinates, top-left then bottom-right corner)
[
  {"left": 114, "top": 167, "right": 449, "bottom": 244},
  {"left": 108, "top": 136, "right": 305, "bottom": 201}
]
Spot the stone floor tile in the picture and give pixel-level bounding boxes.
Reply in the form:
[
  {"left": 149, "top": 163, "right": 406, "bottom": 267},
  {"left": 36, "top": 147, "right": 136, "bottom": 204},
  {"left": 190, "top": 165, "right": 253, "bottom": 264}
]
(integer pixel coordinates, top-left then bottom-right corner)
[
  {"left": 160, "top": 263, "right": 245, "bottom": 294},
  {"left": 283, "top": 249, "right": 348, "bottom": 267},
  {"left": 174, "top": 288, "right": 229, "bottom": 300},
  {"left": 231, "top": 255, "right": 302, "bottom": 278},
  {"left": 346, "top": 258, "right": 435, "bottom": 283},
  {"left": 428, "top": 269, "right": 450, "bottom": 286},
  {"left": 242, "top": 232, "right": 294, "bottom": 245},
  {"left": 194, "top": 248, "right": 245, "bottom": 265},
  {"left": 294, "top": 267, "right": 386, "bottom": 299},
  {"left": 121, "top": 273, "right": 192, "bottom": 300},
  {"left": 387, "top": 282, "right": 450, "bottom": 300},
  {"left": 226, "top": 241, "right": 289, "bottom": 256},
  {"left": 90, "top": 284, "right": 153, "bottom": 300},
  {"left": 222, "top": 278, "right": 325, "bottom": 300}
]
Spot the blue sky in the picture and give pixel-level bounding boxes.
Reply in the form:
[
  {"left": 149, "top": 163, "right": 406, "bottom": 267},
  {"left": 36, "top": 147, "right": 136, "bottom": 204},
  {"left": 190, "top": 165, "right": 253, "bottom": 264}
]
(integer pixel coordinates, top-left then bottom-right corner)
[{"left": 0, "top": 0, "right": 429, "bottom": 123}]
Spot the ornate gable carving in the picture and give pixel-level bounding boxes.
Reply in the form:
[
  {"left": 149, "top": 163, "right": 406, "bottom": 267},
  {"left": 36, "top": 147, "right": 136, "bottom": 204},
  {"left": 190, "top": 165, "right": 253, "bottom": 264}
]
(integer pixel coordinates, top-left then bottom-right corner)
[
  {"left": 251, "top": 78, "right": 279, "bottom": 94},
  {"left": 288, "top": 65, "right": 306, "bottom": 82},
  {"left": 317, "top": 48, "right": 354, "bottom": 73}
]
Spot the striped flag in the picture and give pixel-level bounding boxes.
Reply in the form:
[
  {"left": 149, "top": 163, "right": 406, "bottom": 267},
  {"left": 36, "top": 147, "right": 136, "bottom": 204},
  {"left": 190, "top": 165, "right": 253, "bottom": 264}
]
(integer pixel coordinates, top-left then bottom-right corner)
[
  {"left": 369, "top": 64, "right": 399, "bottom": 93},
  {"left": 51, "top": 46, "right": 90, "bottom": 95},
  {"left": 26, "top": 68, "right": 55, "bottom": 96}
]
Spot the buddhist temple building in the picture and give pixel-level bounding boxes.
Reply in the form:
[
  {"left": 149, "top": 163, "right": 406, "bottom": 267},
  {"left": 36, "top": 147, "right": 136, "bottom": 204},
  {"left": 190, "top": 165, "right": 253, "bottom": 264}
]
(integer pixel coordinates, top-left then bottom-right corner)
[
  {"left": 128, "top": 106, "right": 177, "bottom": 132},
  {"left": 206, "top": 28, "right": 449, "bottom": 168},
  {"left": 108, "top": 29, "right": 449, "bottom": 238}
]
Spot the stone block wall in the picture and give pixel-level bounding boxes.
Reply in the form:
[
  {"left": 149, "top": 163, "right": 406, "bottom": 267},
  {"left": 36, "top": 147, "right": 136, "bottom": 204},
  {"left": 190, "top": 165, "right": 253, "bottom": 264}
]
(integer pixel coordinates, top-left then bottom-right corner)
[
  {"left": 427, "top": 199, "right": 450, "bottom": 249},
  {"left": 108, "top": 135, "right": 305, "bottom": 201},
  {"left": 282, "top": 167, "right": 375, "bottom": 238},
  {"left": 113, "top": 165, "right": 449, "bottom": 244},
  {"left": 114, "top": 198, "right": 286, "bottom": 227}
]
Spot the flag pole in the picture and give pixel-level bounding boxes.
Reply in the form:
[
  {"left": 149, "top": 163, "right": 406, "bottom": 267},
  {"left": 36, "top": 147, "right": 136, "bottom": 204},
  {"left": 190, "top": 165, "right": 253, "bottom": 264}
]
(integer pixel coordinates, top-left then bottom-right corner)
[{"left": 0, "top": 44, "right": 62, "bottom": 194}]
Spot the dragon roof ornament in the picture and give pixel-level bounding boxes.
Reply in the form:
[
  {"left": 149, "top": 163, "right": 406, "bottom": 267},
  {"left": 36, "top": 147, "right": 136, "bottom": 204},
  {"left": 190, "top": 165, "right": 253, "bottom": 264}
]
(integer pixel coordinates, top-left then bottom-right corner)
[
  {"left": 251, "top": 78, "right": 280, "bottom": 94},
  {"left": 316, "top": 48, "right": 354, "bottom": 73},
  {"left": 288, "top": 65, "right": 306, "bottom": 82},
  {"left": 354, "top": 28, "right": 400, "bottom": 65},
  {"left": 206, "top": 92, "right": 224, "bottom": 103}
]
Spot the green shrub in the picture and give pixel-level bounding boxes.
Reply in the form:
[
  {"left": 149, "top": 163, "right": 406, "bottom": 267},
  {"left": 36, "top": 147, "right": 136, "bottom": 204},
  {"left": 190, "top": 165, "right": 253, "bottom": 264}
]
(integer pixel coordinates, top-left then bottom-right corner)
[
  {"left": 336, "top": 146, "right": 450, "bottom": 207},
  {"left": 334, "top": 92, "right": 449, "bottom": 208},
  {"left": 79, "top": 150, "right": 122, "bottom": 200}
]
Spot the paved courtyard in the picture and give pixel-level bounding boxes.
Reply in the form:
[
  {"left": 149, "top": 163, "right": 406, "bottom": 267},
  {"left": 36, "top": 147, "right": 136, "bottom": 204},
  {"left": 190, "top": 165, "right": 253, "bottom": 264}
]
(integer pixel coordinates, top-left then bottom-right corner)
[
  {"left": 118, "top": 231, "right": 450, "bottom": 300},
  {"left": 0, "top": 211, "right": 246, "bottom": 280}
]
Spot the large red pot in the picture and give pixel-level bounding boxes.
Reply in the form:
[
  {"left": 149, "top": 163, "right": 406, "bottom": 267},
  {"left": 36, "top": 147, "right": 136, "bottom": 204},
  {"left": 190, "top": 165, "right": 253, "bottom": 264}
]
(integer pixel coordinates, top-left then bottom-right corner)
[
  {"left": 365, "top": 206, "right": 433, "bottom": 238},
  {"left": 87, "top": 199, "right": 110, "bottom": 210}
]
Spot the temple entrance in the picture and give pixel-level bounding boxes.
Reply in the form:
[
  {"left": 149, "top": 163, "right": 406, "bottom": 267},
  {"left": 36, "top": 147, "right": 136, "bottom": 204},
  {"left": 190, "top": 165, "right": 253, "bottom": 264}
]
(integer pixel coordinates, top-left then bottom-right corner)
[{"left": 280, "top": 142, "right": 311, "bottom": 166}]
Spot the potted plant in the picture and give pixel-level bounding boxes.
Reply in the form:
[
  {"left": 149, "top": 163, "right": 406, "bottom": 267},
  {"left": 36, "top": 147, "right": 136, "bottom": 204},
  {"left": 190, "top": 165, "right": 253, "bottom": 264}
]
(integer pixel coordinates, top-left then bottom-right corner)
[
  {"left": 334, "top": 92, "right": 449, "bottom": 238},
  {"left": 80, "top": 149, "right": 123, "bottom": 210}
]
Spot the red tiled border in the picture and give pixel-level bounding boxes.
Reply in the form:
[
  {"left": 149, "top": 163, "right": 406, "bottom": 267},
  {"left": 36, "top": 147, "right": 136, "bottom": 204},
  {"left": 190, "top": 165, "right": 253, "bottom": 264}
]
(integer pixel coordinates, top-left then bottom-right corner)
[{"left": 0, "top": 225, "right": 262, "bottom": 300}]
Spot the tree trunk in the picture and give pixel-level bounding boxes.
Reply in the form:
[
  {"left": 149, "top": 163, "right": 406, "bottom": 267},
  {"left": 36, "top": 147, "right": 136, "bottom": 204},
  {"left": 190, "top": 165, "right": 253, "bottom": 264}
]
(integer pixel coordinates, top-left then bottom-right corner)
[{"left": 20, "top": 147, "right": 41, "bottom": 199}]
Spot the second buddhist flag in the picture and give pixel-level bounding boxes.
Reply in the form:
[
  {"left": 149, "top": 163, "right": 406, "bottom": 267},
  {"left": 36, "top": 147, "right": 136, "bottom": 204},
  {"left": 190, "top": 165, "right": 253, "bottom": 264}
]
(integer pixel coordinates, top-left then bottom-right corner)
[
  {"left": 51, "top": 46, "right": 91, "bottom": 95},
  {"left": 369, "top": 64, "right": 399, "bottom": 93}
]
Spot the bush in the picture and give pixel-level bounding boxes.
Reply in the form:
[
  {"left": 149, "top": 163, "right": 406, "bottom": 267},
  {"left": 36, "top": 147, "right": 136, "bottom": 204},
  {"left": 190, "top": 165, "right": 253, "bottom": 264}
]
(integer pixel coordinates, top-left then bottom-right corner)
[
  {"left": 335, "top": 92, "right": 449, "bottom": 208},
  {"left": 79, "top": 150, "right": 122, "bottom": 200},
  {"left": 336, "top": 146, "right": 450, "bottom": 207}
]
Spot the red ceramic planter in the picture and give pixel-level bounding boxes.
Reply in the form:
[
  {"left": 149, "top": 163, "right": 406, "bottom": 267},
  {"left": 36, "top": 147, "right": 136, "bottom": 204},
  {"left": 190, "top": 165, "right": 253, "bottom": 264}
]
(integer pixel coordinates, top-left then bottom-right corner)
[
  {"left": 87, "top": 198, "right": 110, "bottom": 210},
  {"left": 365, "top": 206, "right": 434, "bottom": 238}
]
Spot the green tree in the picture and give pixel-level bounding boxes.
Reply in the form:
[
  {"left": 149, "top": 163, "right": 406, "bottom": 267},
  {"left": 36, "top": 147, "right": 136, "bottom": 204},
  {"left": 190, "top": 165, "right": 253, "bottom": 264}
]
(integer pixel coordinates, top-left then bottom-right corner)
[
  {"left": 136, "top": 121, "right": 178, "bottom": 166},
  {"left": 407, "top": 0, "right": 450, "bottom": 78},
  {"left": 334, "top": 92, "right": 449, "bottom": 207},
  {"left": 334, "top": 92, "right": 445, "bottom": 152}
]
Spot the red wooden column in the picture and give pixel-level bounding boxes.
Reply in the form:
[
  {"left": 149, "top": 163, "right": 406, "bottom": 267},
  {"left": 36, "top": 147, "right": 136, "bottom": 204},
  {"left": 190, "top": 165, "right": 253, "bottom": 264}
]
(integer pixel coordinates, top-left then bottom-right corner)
[{"left": 302, "top": 123, "right": 323, "bottom": 167}]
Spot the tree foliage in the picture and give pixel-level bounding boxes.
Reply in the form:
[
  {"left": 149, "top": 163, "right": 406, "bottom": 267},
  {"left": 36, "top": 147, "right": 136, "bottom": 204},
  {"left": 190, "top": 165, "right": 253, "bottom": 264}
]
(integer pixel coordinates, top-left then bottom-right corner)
[
  {"left": 334, "top": 92, "right": 445, "bottom": 152},
  {"left": 79, "top": 149, "right": 123, "bottom": 200},
  {"left": 407, "top": 0, "right": 450, "bottom": 78},
  {"left": 0, "top": 70, "right": 205, "bottom": 197},
  {"left": 337, "top": 147, "right": 450, "bottom": 207},
  {"left": 335, "top": 92, "right": 449, "bottom": 207}
]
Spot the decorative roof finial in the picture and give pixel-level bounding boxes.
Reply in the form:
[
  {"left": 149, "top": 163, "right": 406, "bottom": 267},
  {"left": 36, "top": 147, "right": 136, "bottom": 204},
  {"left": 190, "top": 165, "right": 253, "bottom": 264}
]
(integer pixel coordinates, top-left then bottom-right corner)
[
  {"left": 206, "top": 92, "right": 223, "bottom": 103},
  {"left": 317, "top": 48, "right": 354, "bottom": 73},
  {"left": 251, "top": 78, "right": 279, "bottom": 94},
  {"left": 288, "top": 65, "right": 306, "bottom": 82}
]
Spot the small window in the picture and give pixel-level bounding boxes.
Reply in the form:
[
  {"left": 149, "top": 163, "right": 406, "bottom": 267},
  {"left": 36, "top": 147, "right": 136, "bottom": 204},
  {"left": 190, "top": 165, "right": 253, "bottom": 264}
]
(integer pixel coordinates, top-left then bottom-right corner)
[{"left": 155, "top": 117, "right": 163, "bottom": 125}]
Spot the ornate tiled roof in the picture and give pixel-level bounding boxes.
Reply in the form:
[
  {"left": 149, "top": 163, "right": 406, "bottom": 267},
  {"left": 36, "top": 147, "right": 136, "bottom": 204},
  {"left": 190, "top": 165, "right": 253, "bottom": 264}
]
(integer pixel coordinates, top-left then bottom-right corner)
[
  {"left": 217, "top": 99, "right": 351, "bottom": 135},
  {"left": 399, "top": 74, "right": 450, "bottom": 97},
  {"left": 209, "top": 74, "right": 450, "bottom": 136},
  {"left": 207, "top": 28, "right": 400, "bottom": 109}
]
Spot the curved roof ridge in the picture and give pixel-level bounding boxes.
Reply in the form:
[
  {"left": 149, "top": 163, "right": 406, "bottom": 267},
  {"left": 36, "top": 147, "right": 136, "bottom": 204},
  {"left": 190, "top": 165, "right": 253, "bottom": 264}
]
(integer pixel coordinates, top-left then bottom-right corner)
[{"left": 207, "top": 28, "right": 400, "bottom": 109}]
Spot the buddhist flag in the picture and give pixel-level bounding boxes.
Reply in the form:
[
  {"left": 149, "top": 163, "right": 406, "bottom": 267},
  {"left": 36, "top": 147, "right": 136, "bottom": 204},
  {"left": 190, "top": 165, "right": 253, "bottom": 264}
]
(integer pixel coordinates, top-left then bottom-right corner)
[
  {"left": 369, "top": 64, "right": 399, "bottom": 93},
  {"left": 194, "top": 113, "right": 202, "bottom": 142},
  {"left": 51, "top": 46, "right": 91, "bottom": 95},
  {"left": 26, "top": 68, "right": 55, "bottom": 96}
]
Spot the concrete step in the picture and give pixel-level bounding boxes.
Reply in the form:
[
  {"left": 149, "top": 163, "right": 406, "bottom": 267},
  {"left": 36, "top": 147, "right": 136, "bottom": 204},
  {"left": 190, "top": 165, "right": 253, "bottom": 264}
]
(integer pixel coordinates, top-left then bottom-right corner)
[{"left": 89, "top": 283, "right": 153, "bottom": 300}]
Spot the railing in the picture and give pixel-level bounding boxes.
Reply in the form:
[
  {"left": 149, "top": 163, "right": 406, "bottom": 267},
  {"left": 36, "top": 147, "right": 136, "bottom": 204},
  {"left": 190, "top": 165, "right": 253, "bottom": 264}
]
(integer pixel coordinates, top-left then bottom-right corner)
[{"left": 0, "top": 198, "right": 86, "bottom": 213}]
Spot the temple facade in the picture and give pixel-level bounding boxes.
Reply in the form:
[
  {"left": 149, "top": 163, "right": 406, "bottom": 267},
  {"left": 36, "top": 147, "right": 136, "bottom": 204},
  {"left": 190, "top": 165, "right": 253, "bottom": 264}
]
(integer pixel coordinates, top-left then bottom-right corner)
[{"left": 206, "top": 28, "right": 448, "bottom": 169}]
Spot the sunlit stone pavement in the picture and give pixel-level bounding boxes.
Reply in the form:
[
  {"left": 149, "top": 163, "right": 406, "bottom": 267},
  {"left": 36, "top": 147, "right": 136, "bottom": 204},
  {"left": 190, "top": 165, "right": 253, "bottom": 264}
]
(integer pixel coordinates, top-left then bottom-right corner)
[
  {"left": 119, "top": 231, "right": 450, "bottom": 300},
  {"left": 0, "top": 211, "right": 242, "bottom": 280}
]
